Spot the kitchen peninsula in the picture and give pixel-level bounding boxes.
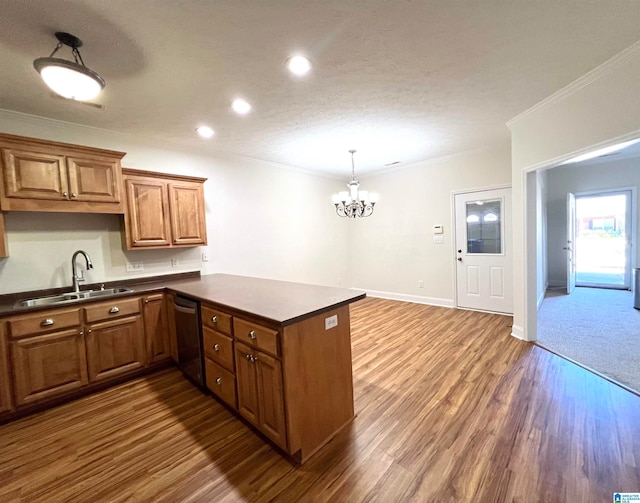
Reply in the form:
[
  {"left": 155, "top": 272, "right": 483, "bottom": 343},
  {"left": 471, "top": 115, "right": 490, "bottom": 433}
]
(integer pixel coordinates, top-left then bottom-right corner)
[{"left": 0, "top": 273, "right": 365, "bottom": 464}]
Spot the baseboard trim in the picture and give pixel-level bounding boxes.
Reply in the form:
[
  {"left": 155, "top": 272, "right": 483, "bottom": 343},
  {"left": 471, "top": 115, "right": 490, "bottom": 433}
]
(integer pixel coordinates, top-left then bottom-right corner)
[
  {"left": 357, "top": 288, "right": 454, "bottom": 308},
  {"left": 511, "top": 324, "right": 526, "bottom": 340}
]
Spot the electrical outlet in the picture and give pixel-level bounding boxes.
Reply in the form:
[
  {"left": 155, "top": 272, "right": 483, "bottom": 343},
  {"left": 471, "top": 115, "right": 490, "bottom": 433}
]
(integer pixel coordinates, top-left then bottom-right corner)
[
  {"left": 126, "top": 262, "right": 144, "bottom": 272},
  {"left": 418, "top": 280, "right": 424, "bottom": 288},
  {"left": 201, "top": 251, "right": 209, "bottom": 262},
  {"left": 325, "top": 314, "right": 338, "bottom": 330},
  {"left": 171, "top": 258, "right": 179, "bottom": 268}
]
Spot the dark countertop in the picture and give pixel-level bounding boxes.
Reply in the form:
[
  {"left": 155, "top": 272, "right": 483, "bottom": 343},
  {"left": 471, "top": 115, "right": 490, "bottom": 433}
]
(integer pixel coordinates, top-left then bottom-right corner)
[
  {"left": 165, "top": 274, "right": 366, "bottom": 326},
  {"left": 0, "top": 273, "right": 366, "bottom": 326}
]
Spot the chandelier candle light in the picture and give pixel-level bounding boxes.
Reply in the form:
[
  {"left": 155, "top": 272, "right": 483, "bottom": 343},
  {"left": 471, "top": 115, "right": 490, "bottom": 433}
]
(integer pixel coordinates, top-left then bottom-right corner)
[{"left": 332, "top": 150, "right": 378, "bottom": 218}]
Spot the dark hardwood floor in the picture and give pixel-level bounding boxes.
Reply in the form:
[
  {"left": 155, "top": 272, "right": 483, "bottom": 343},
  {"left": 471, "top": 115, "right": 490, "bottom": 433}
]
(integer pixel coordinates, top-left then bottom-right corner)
[{"left": 1, "top": 297, "right": 639, "bottom": 502}]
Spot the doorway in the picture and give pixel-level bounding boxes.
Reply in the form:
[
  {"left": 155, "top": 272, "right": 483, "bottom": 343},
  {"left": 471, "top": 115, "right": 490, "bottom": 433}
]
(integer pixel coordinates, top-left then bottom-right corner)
[
  {"left": 574, "top": 190, "right": 632, "bottom": 289},
  {"left": 454, "top": 187, "right": 512, "bottom": 314}
]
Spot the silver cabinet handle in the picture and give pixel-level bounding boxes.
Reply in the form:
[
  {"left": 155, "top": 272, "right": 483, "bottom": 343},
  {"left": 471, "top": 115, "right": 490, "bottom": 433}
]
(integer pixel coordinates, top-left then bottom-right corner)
[
  {"left": 40, "top": 318, "right": 54, "bottom": 327},
  {"left": 109, "top": 306, "right": 120, "bottom": 314},
  {"left": 215, "top": 377, "right": 222, "bottom": 386},
  {"left": 212, "top": 315, "right": 217, "bottom": 323},
  {"left": 249, "top": 330, "right": 256, "bottom": 340},
  {"left": 245, "top": 354, "right": 256, "bottom": 363},
  {"left": 62, "top": 192, "right": 68, "bottom": 197},
  {"left": 71, "top": 193, "right": 77, "bottom": 198},
  {"left": 213, "top": 343, "right": 220, "bottom": 352}
]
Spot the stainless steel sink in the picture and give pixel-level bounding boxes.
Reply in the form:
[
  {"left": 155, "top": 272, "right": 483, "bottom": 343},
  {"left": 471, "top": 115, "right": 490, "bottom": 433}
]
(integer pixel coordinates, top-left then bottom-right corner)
[{"left": 18, "top": 287, "right": 133, "bottom": 308}]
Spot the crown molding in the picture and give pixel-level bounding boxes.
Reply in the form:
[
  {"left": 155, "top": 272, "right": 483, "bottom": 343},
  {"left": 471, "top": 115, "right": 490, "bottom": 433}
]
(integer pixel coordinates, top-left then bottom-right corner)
[{"left": 506, "top": 40, "right": 640, "bottom": 129}]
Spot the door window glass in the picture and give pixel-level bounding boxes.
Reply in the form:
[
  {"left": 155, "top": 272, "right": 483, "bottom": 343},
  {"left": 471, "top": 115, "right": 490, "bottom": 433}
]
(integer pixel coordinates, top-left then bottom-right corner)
[{"left": 466, "top": 199, "right": 502, "bottom": 254}]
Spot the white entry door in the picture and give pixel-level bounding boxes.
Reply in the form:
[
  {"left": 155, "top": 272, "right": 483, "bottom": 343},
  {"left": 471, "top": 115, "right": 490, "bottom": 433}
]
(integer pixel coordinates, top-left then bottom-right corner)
[{"left": 454, "top": 188, "right": 513, "bottom": 314}]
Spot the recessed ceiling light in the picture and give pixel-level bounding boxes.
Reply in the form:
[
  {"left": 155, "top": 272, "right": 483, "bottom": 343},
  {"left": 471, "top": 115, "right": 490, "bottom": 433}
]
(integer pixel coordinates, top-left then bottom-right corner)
[
  {"left": 287, "top": 55, "right": 312, "bottom": 76},
  {"left": 196, "top": 126, "right": 215, "bottom": 138},
  {"left": 231, "top": 98, "right": 252, "bottom": 115}
]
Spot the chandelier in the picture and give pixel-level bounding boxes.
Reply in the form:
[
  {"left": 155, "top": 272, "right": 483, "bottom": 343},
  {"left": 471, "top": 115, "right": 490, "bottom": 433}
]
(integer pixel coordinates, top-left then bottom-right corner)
[
  {"left": 332, "top": 150, "right": 378, "bottom": 218},
  {"left": 33, "top": 32, "right": 105, "bottom": 101}
]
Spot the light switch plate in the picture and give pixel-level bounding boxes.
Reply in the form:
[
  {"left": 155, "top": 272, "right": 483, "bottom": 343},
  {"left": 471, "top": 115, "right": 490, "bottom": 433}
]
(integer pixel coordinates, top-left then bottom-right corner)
[{"left": 126, "top": 262, "right": 144, "bottom": 272}]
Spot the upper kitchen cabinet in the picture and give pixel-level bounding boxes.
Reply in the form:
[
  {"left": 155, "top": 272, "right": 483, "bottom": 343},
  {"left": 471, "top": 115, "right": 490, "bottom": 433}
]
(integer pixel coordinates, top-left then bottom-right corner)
[
  {"left": 122, "top": 168, "right": 207, "bottom": 249},
  {"left": 0, "top": 212, "right": 7, "bottom": 258},
  {"left": 0, "top": 133, "right": 126, "bottom": 214}
]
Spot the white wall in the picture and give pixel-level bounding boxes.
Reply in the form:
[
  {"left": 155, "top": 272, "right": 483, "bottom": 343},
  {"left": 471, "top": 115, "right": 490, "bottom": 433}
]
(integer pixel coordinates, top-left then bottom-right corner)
[
  {"left": 545, "top": 157, "right": 640, "bottom": 287},
  {"left": 508, "top": 40, "right": 640, "bottom": 341},
  {"left": 350, "top": 144, "right": 511, "bottom": 305},
  {"left": 0, "top": 110, "right": 351, "bottom": 294}
]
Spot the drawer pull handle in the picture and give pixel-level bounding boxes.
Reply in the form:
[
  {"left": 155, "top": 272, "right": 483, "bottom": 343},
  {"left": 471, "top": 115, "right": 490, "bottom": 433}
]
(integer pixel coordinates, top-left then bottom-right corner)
[
  {"left": 212, "top": 315, "right": 217, "bottom": 323},
  {"left": 71, "top": 193, "right": 77, "bottom": 198},
  {"left": 109, "top": 306, "right": 120, "bottom": 314},
  {"left": 216, "top": 377, "right": 222, "bottom": 386},
  {"left": 249, "top": 330, "right": 256, "bottom": 340},
  {"left": 213, "top": 343, "right": 220, "bottom": 352},
  {"left": 40, "top": 318, "right": 54, "bottom": 327}
]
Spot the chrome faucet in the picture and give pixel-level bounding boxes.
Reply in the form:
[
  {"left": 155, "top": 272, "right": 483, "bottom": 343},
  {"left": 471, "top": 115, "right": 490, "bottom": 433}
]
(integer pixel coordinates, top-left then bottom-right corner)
[{"left": 71, "top": 250, "right": 94, "bottom": 292}]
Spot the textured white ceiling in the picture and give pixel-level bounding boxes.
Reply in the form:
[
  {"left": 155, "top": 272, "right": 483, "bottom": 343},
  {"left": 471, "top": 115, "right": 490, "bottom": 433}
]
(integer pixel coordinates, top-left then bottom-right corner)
[{"left": 1, "top": 0, "right": 639, "bottom": 176}]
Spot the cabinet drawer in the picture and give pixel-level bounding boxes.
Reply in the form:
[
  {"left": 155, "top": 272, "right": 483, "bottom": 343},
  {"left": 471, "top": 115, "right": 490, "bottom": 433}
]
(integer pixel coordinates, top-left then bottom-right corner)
[
  {"left": 203, "top": 327, "right": 234, "bottom": 371},
  {"left": 7, "top": 307, "right": 81, "bottom": 338},
  {"left": 205, "top": 358, "right": 237, "bottom": 409},
  {"left": 84, "top": 296, "right": 140, "bottom": 323},
  {"left": 233, "top": 318, "right": 279, "bottom": 356},
  {"left": 201, "top": 305, "right": 232, "bottom": 335}
]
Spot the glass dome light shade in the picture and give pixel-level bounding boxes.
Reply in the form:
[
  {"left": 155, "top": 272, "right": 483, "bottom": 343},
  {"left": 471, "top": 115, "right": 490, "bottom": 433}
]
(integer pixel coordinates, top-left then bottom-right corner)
[{"left": 34, "top": 57, "right": 105, "bottom": 101}]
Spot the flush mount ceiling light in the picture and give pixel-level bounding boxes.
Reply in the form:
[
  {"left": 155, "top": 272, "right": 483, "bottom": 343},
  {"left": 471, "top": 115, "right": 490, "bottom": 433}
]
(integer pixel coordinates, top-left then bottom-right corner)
[
  {"left": 287, "top": 55, "right": 312, "bottom": 76},
  {"left": 196, "top": 126, "right": 215, "bottom": 138},
  {"left": 332, "top": 150, "right": 378, "bottom": 218},
  {"left": 33, "top": 32, "right": 105, "bottom": 101},
  {"left": 231, "top": 98, "right": 252, "bottom": 115}
]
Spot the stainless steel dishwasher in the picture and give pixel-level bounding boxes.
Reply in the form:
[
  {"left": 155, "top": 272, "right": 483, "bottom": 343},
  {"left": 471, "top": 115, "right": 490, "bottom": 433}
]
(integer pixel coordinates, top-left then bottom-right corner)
[{"left": 173, "top": 295, "right": 204, "bottom": 387}]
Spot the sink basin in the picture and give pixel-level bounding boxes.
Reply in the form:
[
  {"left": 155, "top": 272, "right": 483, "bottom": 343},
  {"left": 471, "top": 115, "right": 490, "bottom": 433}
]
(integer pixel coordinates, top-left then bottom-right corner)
[{"left": 18, "top": 287, "right": 133, "bottom": 308}]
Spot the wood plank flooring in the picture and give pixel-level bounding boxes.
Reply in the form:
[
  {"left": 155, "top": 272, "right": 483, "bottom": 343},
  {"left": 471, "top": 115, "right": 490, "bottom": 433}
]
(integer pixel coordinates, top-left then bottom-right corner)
[{"left": 1, "top": 297, "right": 640, "bottom": 502}]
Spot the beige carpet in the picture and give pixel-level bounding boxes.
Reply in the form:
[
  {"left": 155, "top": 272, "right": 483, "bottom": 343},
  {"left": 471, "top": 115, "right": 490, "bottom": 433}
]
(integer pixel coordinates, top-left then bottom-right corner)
[{"left": 537, "top": 287, "right": 640, "bottom": 393}]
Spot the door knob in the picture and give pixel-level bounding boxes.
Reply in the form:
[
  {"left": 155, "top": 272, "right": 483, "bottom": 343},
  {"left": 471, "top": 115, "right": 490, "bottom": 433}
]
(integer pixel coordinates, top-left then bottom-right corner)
[
  {"left": 457, "top": 249, "right": 462, "bottom": 253},
  {"left": 457, "top": 257, "right": 463, "bottom": 262}
]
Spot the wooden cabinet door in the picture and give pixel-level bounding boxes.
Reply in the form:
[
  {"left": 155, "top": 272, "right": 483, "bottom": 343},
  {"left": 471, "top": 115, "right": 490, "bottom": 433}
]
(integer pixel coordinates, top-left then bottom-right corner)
[
  {"left": 256, "top": 351, "right": 286, "bottom": 448},
  {"left": 2, "top": 148, "right": 69, "bottom": 201},
  {"left": 0, "top": 212, "right": 7, "bottom": 258},
  {"left": 124, "top": 177, "right": 172, "bottom": 247},
  {"left": 10, "top": 328, "right": 88, "bottom": 406},
  {"left": 143, "top": 293, "right": 171, "bottom": 364},
  {"left": 168, "top": 182, "right": 207, "bottom": 246},
  {"left": 67, "top": 156, "right": 121, "bottom": 204},
  {"left": 0, "top": 322, "right": 13, "bottom": 413},
  {"left": 235, "top": 342, "right": 260, "bottom": 426},
  {"left": 86, "top": 315, "right": 146, "bottom": 382},
  {"left": 166, "top": 293, "right": 179, "bottom": 363}
]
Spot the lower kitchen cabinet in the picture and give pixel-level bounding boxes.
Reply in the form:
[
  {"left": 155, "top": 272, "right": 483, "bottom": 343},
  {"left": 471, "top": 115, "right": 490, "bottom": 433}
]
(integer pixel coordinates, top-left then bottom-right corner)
[
  {"left": 11, "top": 328, "right": 88, "bottom": 406},
  {"left": 143, "top": 293, "right": 171, "bottom": 364},
  {"left": 85, "top": 315, "right": 146, "bottom": 382},
  {"left": 0, "top": 322, "right": 13, "bottom": 413},
  {"left": 235, "top": 341, "right": 286, "bottom": 449},
  {"left": 166, "top": 293, "right": 179, "bottom": 363},
  {"left": 204, "top": 358, "right": 237, "bottom": 409}
]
